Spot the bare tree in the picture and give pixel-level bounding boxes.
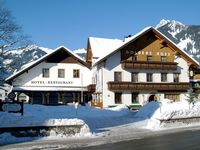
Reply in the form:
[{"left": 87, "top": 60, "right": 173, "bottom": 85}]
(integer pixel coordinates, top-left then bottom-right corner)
[
  {"left": 0, "top": 1, "right": 31, "bottom": 81},
  {"left": 0, "top": 1, "right": 29, "bottom": 56}
]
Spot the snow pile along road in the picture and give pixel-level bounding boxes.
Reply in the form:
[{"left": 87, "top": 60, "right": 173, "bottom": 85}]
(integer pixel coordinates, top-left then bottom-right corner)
[
  {"left": 135, "top": 99, "right": 200, "bottom": 129},
  {"left": 0, "top": 104, "right": 133, "bottom": 145}
]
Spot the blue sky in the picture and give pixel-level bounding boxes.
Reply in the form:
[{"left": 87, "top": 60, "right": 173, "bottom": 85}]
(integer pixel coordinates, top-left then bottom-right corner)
[{"left": 4, "top": 0, "right": 200, "bottom": 50}]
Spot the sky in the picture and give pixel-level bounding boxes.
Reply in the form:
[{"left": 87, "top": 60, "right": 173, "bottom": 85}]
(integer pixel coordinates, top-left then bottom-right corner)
[{"left": 3, "top": 0, "right": 200, "bottom": 50}]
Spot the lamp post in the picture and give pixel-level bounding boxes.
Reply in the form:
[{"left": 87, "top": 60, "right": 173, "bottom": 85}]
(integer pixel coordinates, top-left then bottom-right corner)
[{"left": 81, "top": 73, "right": 83, "bottom": 104}]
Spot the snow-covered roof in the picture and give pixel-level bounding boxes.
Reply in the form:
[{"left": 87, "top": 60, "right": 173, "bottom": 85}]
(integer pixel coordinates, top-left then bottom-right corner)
[
  {"left": 88, "top": 37, "right": 123, "bottom": 59},
  {"left": 6, "top": 46, "right": 89, "bottom": 82},
  {"left": 93, "top": 26, "right": 152, "bottom": 66},
  {"left": 94, "top": 27, "right": 199, "bottom": 67}
]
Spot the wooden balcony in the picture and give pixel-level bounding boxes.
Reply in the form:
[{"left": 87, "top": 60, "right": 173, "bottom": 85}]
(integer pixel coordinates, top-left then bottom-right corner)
[
  {"left": 87, "top": 84, "right": 96, "bottom": 92},
  {"left": 107, "top": 82, "right": 190, "bottom": 91},
  {"left": 121, "top": 60, "right": 177, "bottom": 70}
]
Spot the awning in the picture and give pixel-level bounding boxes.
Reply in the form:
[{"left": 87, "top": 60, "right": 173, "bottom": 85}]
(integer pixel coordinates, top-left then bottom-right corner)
[{"left": 12, "top": 86, "right": 88, "bottom": 92}]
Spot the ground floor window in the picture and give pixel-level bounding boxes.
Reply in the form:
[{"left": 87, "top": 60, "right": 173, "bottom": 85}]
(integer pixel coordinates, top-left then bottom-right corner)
[
  {"left": 115, "top": 92, "right": 122, "bottom": 104},
  {"left": 15, "top": 91, "right": 92, "bottom": 105},
  {"left": 165, "top": 94, "right": 180, "bottom": 101},
  {"left": 132, "top": 92, "right": 139, "bottom": 103}
]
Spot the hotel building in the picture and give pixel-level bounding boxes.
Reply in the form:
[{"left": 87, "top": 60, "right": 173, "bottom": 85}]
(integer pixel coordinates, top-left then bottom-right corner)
[{"left": 6, "top": 27, "right": 200, "bottom": 107}]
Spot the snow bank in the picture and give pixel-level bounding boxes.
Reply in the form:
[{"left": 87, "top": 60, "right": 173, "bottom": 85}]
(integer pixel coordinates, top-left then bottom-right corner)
[
  {"left": 0, "top": 104, "right": 131, "bottom": 143},
  {"left": 135, "top": 99, "right": 200, "bottom": 129},
  {"left": 106, "top": 104, "right": 129, "bottom": 112}
]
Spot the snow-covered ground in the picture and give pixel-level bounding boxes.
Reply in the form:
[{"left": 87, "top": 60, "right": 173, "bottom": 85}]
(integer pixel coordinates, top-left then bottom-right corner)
[
  {"left": 0, "top": 104, "right": 136, "bottom": 145},
  {"left": 1, "top": 99, "right": 200, "bottom": 147}
]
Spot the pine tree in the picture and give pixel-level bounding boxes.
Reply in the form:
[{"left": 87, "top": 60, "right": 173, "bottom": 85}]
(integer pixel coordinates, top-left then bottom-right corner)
[{"left": 186, "top": 89, "right": 197, "bottom": 110}]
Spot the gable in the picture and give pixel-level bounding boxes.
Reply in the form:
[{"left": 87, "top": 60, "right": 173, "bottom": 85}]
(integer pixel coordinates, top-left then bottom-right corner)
[
  {"left": 121, "top": 30, "right": 175, "bottom": 62},
  {"left": 94, "top": 27, "right": 199, "bottom": 68},
  {"left": 6, "top": 46, "right": 89, "bottom": 82},
  {"left": 46, "top": 48, "right": 80, "bottom": 63}
]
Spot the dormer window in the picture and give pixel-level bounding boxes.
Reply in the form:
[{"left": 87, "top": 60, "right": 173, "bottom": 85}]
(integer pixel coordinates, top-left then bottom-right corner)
[
  {"left": 147, "top": 55, "right": 152, "bottom": 61},
  {"left": 161, "top": 56, "right": 167, "bottom": 62},
  {"left": 132, "top": 55, "right": 137, "bottom": 61}
]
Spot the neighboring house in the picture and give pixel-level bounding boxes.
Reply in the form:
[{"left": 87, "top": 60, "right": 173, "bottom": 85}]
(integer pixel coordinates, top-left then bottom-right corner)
[
  {"left": 89, "top": 27, "right": 199, "bottom": 108},
  {"left": 6, "top": 47, "right": 92, "bottom": 105},
  {"left": 86, "top": 37, "right": 123, "bottom": 66}
]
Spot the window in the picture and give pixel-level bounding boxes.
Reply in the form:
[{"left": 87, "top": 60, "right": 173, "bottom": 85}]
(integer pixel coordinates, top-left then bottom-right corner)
[
  {"left": 132, "top": 92, "right": 139, "bottom": 103},
  {"left": 161, "top": 56, "right": 167, "bottom": 62},
  {"left": 147, "top": 73, "right": 153, "bottom": 82},
  {"left": 161, "top": 73, "right": 167, "bottom": 82},
  {"left": 173, "top": 73, "right": 179, "bottom": 82},
  {"left": 115, "top": 92, "right": 122, "bottom": 104},
  {"left": 147, "top": 55, "right": 152, "bottom": 61},
  {"left": 131, "top": 72, "right": 138, "bottom": 82},
  {"left": 42, "top": 68, "right": 49, "bottom": 78},
  {"left": 73, "top": 69, "right": 80, "bottom": 78},
  {"left": 114, "top": 72, "right": 122, "bottom": 82},
  {"left": 165, "top": 94, "right": 180, "bottom": 101},
  {"left": 132, "top": 55, "right": 137, "bottom": 61},
  {"left": 58, "top": 69, "right": 65, "bottom": 78}
]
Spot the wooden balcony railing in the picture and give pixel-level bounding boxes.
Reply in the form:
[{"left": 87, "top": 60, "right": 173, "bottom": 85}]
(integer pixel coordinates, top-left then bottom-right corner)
[
  {"left": 87, "top": 84, "right": 96, "bottom": 92},
  {"left": 121, "top": 60, "right": 177, "bottom": 70},
  {"left": 107, "top": 82, "right": 190, "bottom": 91}
]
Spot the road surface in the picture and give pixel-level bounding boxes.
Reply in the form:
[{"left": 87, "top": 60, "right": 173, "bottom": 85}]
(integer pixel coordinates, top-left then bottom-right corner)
[
  {"left": 70, "top": 129, "right": 200, "bottom": 150},
  {"left": 2, "top": 126, "right": 200, "bottom": 150}
]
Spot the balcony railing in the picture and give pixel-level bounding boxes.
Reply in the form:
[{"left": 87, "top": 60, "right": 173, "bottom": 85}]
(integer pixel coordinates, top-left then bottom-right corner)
[
  {"left": 121, "top": 60, "right": 177, "bottom": 70},
  {"left": 107, "top": 82, "right": 190, "bottom": 91},
  {"left": 87, "top": 84, "right": 96, "bottom": 92}
]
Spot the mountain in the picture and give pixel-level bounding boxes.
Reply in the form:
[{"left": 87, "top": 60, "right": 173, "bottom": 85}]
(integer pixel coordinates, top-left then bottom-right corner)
[
  {"left": 156, "top": 19, "right": 200, "bottom": 62},
  {"left": 1, "top": 19, "right": 200, "bottom": 80},
  {"left": 0, "top": 45, "right": 87, "bottom": 80},
  {"left": 0, "top": 45, "right": 52, "bottom": 79},
  {"left": 73, "top": 48, "right": 87, "bottom": 60}
]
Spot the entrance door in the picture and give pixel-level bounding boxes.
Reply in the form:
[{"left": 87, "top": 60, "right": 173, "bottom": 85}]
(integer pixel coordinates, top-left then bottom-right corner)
[{"left": 148, "top": 94, "right": 156, "bottom": 102}]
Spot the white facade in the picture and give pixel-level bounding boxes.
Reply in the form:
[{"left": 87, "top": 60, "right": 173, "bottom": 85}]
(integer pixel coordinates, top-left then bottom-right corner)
[
  {"left": 93, "top": 51, "right": 190, "bottom": 108},
  {"left": 13, "top": 62, "right": 91, "bottom": 91},
  {"left": 6, "top": 47, "right": 92, "bottom": 105},
  {"left": 6, "top": 28, "right": 199, "bottom": 107},
  {"left": 90, "top": 27, "right": 199, "bottom": 108}
]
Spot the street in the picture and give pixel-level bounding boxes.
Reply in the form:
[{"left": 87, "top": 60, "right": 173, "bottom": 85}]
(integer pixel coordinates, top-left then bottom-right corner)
[
  {"left": 69, "top": 129, "right": 200, "bottom": 150},
  {"left": 2, "top": 126, "right": 200, "bottom": 150}
]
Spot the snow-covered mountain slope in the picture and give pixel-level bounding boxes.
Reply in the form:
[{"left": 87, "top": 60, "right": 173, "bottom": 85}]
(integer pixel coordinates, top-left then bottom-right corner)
[
  {"left": 0, "top": 45, "right": 87, "bottom": 80},
  {"left": 156, "top": 19, "right": 200, "bottom": 62},
  {"left": 1, "top": 19, "right": 200, "bottom": 80},
  {"left": 0, "top": 45, "right": 52, "bottom": 79},
  {"left": 73, "top": 48, "right": 87, "bottom": 60}
]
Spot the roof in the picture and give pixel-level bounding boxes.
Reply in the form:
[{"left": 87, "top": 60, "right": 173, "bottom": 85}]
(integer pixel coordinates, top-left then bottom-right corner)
[
  {"left": 6, "top": 46, "right": 89, "bottom": 82},
  {"left": 88, "top": 37, "right": 123, "bottom": 59},
  {"left": 93, "top": 27, "right": 199, "bottom": 67}
]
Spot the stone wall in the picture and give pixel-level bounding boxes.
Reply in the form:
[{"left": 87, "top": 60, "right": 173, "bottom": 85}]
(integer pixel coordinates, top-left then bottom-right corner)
[{"left": 0, "top": 125, "right": 84, "bottom": 137}]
